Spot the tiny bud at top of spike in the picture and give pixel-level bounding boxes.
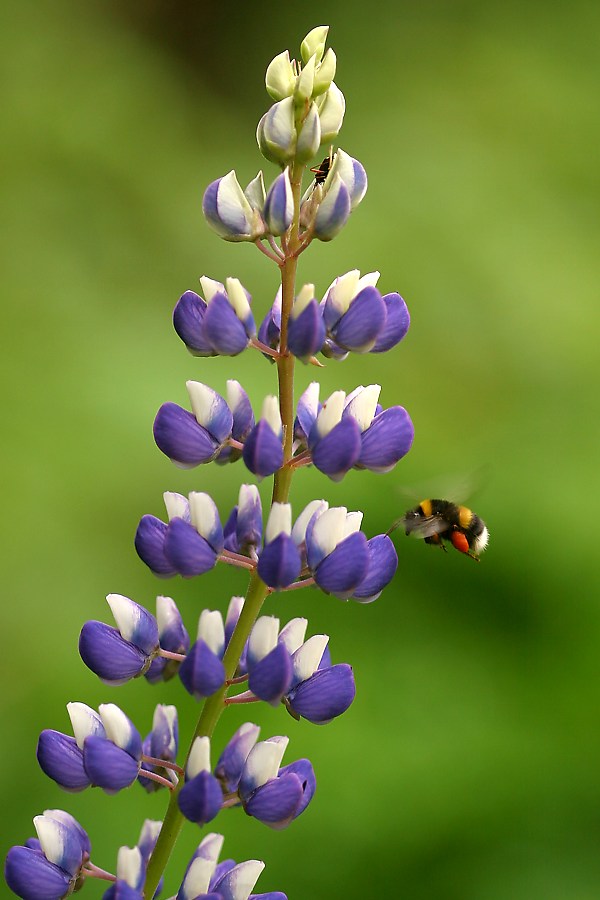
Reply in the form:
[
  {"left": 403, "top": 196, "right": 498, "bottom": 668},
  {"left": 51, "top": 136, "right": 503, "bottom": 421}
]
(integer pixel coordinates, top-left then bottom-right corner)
[
  {"left": 313, "top": 48, "right": 337, "bottom": 96},
  {"left": 265, "top": 50, "right": 295, "bottom": 101},
  {"left": 317, "top": 83, "right": 346, "bottom": 144},
  {"left": 301, "top": 25, "right": 329, "bottom": 65},
  {"left": 295, "top": 55, "right": 316, "bottom": 104}
]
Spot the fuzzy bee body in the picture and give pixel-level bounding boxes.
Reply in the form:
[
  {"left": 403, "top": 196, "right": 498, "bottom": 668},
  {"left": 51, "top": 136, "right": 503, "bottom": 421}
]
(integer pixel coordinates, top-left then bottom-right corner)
[{"left": 389, "top": 498, "right": 489, "bottom": 560}]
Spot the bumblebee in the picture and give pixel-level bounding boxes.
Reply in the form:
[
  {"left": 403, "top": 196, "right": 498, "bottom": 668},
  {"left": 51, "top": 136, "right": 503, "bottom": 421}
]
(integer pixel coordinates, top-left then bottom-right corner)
[{"left": 388, "top": 499, "right": 489, "bottom": 560}]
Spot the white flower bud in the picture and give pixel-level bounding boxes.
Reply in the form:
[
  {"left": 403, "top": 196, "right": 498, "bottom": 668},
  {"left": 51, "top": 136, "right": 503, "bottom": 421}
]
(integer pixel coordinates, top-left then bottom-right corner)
[
  {"left": 265, "top": 50, "right": 295, "bottom": 101},
  {"left": 313, "top": 48, "right": 336, "bottom": 96},
  {"left": 295, "top": 102, "right": 322, "bottom": 163},
  {"left": 257, "top": 98, "right": 296, "bottom": 164},
  {"left": 301, "top": 25, "right": 329, "bottom": 65},
  {"left": 316, "top": 83, "right": 346, "bottom": 144},
  {"left": 295, "top": 54, "right": 316, "bottom": 104}
]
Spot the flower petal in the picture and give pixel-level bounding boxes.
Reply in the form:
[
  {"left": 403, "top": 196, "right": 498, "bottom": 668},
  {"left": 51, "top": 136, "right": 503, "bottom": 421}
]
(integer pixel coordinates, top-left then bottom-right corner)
[
  {"left": 287, "top": 664, "right": 356, "bottom": 724},
  {"left": 358, "top": 406, "right": 414, "bottom": 472},
  {"left": 164, "top": 519, "right": 218, "bottom": 577},
  {"left": 313, "top": 532, "right": 369, "bottom": 599}
]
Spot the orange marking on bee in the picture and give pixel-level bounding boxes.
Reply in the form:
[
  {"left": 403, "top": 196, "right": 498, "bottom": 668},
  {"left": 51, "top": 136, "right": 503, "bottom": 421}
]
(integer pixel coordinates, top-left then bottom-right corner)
[{"left": 451, "top": 531, "right": 470, "bottom": 554}]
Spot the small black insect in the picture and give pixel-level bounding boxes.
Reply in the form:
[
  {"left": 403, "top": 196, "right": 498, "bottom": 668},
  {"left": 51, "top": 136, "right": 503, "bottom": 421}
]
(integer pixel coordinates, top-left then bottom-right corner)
[{"left": 310, "top": 149, "right": 335, "bottom": 185}]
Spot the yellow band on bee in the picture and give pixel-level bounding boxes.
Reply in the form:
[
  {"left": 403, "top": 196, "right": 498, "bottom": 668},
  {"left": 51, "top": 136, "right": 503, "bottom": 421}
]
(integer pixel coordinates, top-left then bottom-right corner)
[
  {"left": 458, "top": 506, "right": 473, "bottom": 529},
  {"left": 420, "top": 499, "right": 433, "bottom": 517}
]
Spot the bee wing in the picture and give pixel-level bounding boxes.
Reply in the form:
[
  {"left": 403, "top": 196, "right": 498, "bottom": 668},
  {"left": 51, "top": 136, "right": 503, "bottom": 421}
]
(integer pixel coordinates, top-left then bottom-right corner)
[
  {"left": 387, "top": 513, "right": 449, "bottom": 539},
  {"left": 394, "top": 467, "right": 490, "bottom": 506},
  {"left": 403, "top": 515, "right": 450, "bottom": 539}
]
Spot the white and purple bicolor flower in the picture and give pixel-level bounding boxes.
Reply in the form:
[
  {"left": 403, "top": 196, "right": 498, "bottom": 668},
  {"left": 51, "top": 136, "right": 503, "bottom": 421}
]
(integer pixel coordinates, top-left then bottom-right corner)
[
  {"left": 278, "top": 620, "right": 356, "bottom": 724},
  {"left": 202, "top": 171, "right": 266, "bottom": 242},
  {"left": 295, "top": 382, "right": 414, "bottom": 479},
  {"left": 257, "top": 287, "right": 282, "bottom": 354},
  {"left": 154, "top": 381, "right": 234, "bottom": 468},
  {"left": 312, "top": 173, "right": 351, "bottom": 241},
  {"left": 179, "top": 609, "right": 227, "bottom": 701},
  {"left": 322, "top": 269, "right": 387, "bottom": 352},
  {"left": 305, "top": 389, "right": 363, "bottom": 481},
  {"left": 256, "top": 504, "right": 301, "bottom": 589},
  {"left": 176, "top": 831, "right": 287, "bottom": 900},
  {"left": 102, "top": 845, "right": 146, "bottom": 900},
  {"left": 78, "top": 593, "right": 160, "bottom": 686},
  {"left": 242, "top": 396, "right": 284, "bottom": 478},
  {"left": 245, "top": 616, "right": 293, "bottom": 705},
  {"left": 216, "top": 381, "right": 255, "bottom": 466},
  {"left": 256, "top": 97, "right": 296, "bottom": 165},
  {"left": 302, "top": 503, "right": 398, "bottom": 600},
  {"left": 5, "top": 810, "right": 91, "bottom": 900},
  {"left": 263, "top": 169, "right": 293, "bottom": 236},
  {"left": 145, "top": 595, "right": 190, "bottom": 684},
  {"left": 287, "top": 283, "right": 326, "bottom": 362},
  {"left": 343, "top": 383, "right": 414, "bottom": 474},
  {"left": 138, "top": 704, "right": 179, "bottom": 793},
  {"left": 237, "top": 735, "right": 316, "bottom": 830},
  {"left": 173, "top": 276, "right": 256, "bottom": 357},
  {"left": 37, "top": 703, "right": 143, "bottom": 795},
  {"left": 223, "top": 484, "right": 263, "bottom": 557},
  {"left": 327, "top": 149, "right": 367, "bottom": 210},
  {"left": 215, "top": 722, "right": 261, "bottom": 795},
  {"left": 177, "top": 737, "right": 223, "bottom": 827},
  {"left": 135, "top": 491, "right": 224, "bottom": 579}
]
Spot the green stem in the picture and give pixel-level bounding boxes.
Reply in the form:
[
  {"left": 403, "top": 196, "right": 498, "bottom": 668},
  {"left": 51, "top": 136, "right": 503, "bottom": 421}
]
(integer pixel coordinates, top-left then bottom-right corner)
[
  {"left": 272, "top": 158, "right": 304, "bottom": 506},
  {"left": 143, "top": 573, "right": 269, "bottom": 898}
]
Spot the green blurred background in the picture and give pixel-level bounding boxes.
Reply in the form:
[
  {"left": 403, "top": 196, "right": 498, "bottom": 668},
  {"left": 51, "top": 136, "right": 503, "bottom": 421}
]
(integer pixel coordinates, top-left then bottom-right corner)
[{"left": 2, "top": 1, "right": 599, "bottom": 897}]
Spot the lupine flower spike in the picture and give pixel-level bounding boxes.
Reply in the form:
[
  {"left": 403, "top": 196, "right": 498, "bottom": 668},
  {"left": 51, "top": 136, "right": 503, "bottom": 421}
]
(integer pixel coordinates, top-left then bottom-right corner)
[{"left": 6, "top": 24, "right": 424, "bottom": 900}]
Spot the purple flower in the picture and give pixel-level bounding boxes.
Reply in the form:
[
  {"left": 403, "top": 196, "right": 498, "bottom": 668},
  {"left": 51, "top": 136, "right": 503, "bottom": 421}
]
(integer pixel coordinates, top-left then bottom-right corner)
[
  {"left": 179, "top": 609, "right": 227, "bottom": 701},
  {"left": 305, "top": 505, "right": 370, "bottom": 599},
  {"left": 256, "top": 504, "right": 301, "bottom": 589},
  {"left": 326, "top": 148, "right": 367, "bottom": 210},
  {"left": 343, "top": 384, "right": 414, "bottom": 473},
  {"left": 322, "top": 269, "right": 387, "bottom": 352},
  {"left": 174, "top": 276, "right": 256, "bottom": 356},
  {"left": 246, "top": 616, "right": 293, "bottom": 705},
  {"left": 224, "top": 484, "right": 263, "bottom": 557},
  {"left": 178, "top": 738, "right": 223, "bottom": 827},
  {"left": 5, "top": 810, "right": 91, "bottom": 900},
  {"left": 287, "top": 284, "right": 326, "bottom": 362},
  {"left": 307, "top": 389, "right": 362, "bottom": 481},
  {"left": 277, "top": 626, "right": 356, "bottom": 724},
  {"left": 351, "top": 533, "right": 398, "bottom": 602},
  {"left": 215, "top": 381, "right": 255, "bottom": 465},
  {"left": 370, "top": 291, "right": 410, "bottom": 353},
  {"left": 154, "top": 382, "right": 233, "bottom": 468},
  {"left": 257, "top": 288, "right": 282, "bottom": 354},
  {"left": 215, "top": 723, "right": 260, "bottom": 794},
  {"left": 202, "top": 173, "right": 264, "bottom": 242},
  {"left": 263, "top": 170, "right": 293, "bottom": 236},
  {"left": 242, "top": 396, "right": 283, "bottom": 478},
  {"left": 177, "top": 831, "right": 287, "bottom": 900},
  {"left": 138, "top": 704, "right": 178, "bottom": 792},
  {"left": 238, "top": 736, "right": 316, "bottom": 830},
  {"left": 145, "top": 595, "right": 189, "bottom": 683},
  {"left": 312, "top": 174, "right": 351, "bottom": 241},
  {"left": 134, "top": 491, "right": 190, "bottom": 577},
  {"left": 136, "top": 492, "right": 224, "bottom": 579},
  {"left": 81, "top": 704, "right": 142, "bottom": 794},
  {"left": 37, "top": 703, "right": 106, "bottom": 792},
  {"left": 79, "top": 593, "right": 159, "bottom": 685}
]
